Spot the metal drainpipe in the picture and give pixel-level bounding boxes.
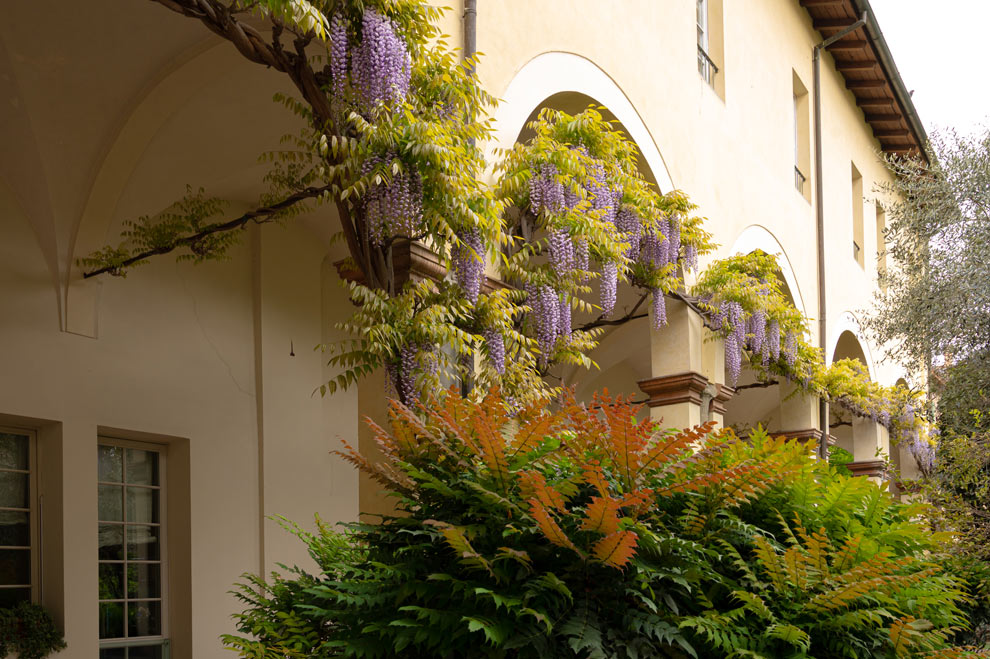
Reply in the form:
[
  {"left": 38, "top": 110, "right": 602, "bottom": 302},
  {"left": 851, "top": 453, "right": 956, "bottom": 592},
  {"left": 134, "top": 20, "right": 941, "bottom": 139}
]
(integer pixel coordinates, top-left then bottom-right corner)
[
  {"left": 459, "top": 0, "right": 477, "bottom": 397},
  {"left": 463, "top": 0, "right": 477, "bottom": 68},
  {"left": 813, "top": 13, "right": 866, "bottom": 459}
]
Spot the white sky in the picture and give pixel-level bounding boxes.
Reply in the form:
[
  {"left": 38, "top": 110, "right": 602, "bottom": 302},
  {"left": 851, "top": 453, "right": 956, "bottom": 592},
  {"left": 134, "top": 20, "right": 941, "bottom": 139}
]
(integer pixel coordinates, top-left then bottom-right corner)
[{"left": 869, "top": 0, "right": 990, "bottom": 137}]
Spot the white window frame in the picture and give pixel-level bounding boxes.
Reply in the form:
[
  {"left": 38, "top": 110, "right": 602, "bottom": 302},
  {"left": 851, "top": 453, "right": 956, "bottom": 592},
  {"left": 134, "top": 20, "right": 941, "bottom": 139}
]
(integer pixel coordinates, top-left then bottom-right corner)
[
  {"left": 697, "top": 0, "right": 709, "bottom": 52},
  {"left": 97, "top": 437, "right": 169, "bottom": 659},
  {"left": 0, "top": 426, "right": 39, "bottom": 606}
]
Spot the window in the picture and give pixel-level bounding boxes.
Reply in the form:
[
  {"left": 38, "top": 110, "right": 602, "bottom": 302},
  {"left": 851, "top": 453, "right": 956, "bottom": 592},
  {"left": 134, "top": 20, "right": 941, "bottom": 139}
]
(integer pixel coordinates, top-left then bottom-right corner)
[
  {"left": 98, "top": 441, "right": 168, "bottom": 659},
  {"left": 0, "top": 429, "right": 36, "bottom": 607},
  {"left": 851, "top": 163, "right": 865, "bottom": 267},
  {"left": 697, "top": 0, "right": 713, "bottom": 83},
  {"left": 876, "top": 202, "right": 887, "bottom": 290},
  {"left": 695, "top": 0, "right": 724, "bottom": 97},
  {"left": 793, "top": 72, "right": 811, "bottom": 201}
]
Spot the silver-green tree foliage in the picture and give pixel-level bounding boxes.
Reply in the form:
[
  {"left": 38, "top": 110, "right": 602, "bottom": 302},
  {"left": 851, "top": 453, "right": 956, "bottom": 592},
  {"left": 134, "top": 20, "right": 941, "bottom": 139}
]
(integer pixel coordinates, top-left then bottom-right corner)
[{"left": 82, "top": 0, "right": 919, "bottom": 435}]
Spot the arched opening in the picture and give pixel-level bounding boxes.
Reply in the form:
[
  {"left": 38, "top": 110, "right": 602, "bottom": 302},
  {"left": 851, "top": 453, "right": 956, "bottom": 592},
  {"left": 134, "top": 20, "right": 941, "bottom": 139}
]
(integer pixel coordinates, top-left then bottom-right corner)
[
  {"left": 829, "top": 330, "right": 876, "bottom": 463},
  {"left": 511, "top": 91, "right": 658, "bottom": 404},
  {"left": 721, "top": 264, "right": 807, "bottom": 439}
]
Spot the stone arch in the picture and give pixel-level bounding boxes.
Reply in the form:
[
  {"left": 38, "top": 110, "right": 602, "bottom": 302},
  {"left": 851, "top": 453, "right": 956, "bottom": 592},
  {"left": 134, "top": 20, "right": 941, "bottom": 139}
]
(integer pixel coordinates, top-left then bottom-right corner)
[
  {"left": 827, "top": 311, "right": 876, "bottom": 381},
  {"left": 728, "top": 224, "right": 807, "bottom": 318},
  {"left": 491, "top": 52, "right": 673, "bottom": 192}
]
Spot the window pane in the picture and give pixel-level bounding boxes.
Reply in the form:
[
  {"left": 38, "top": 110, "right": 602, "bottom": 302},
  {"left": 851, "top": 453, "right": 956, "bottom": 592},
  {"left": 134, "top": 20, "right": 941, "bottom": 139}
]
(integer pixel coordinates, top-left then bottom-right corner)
[
  {"left": 0, "top": 510, "right": 30, "bottom": 547},
  {"left": 127, "top": 563, "right": 161, "bottom": 600},
  {"left": 0, "top": 586, "right": 31, "bottom": 607},
  {"left": 126, "top": 450, "right": 158, "bottom": 487},
  {"left": 128, "top": 644, "right": 164, "bottom": 659},
  {"left": 99, "top": 601, "right": 125, "bottom": 639},
  {"left": 127, "top": 526, "right": 160, "bottom": 561},
  {"left": 126, "top": 487, "right": 159, "bottom": 524},
  {"left": 99, "top": 562, "right": 125, "bottom": 600},
  {"left": 0, "top": 548, "right": 30, "bottom": 585},
  {"left": 98, "top": 446, "right": 123, "bottom": 483},
  {"left": 98, "top": 647, "right": 127, "bottom": 659},
  {"left": 0, "top": 471, "right": 29, "bottom": 509},
  {"left": 0, "top": 434, "right": 28, "bottom": 470},
  {"left": 99, "top": 485, "right": 124, "bottom": 522},
  {"left": 99, "top": 524, "right": 124, "bottom": 561},
  {"left": 128, "top": 600, "right": 162, "bottom": 637}
]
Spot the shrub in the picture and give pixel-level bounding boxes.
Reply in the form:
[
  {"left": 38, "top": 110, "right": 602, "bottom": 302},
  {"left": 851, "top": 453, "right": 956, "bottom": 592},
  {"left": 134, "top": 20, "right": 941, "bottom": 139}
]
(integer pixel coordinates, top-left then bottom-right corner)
[
  {"left": 0, "top": 601, "right": 67, "bottom": 659},
  {"left": 223, "top": 390, "right": 983, "bottom": 658}
]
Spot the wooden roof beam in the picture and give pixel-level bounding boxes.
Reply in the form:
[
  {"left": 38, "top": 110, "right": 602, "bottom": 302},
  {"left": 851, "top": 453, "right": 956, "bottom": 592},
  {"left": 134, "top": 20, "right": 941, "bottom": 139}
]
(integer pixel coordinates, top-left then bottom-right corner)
[
  {"left": 873, "top": 128, "right": 910, "bottom": 138},
  {"left": 857, "top": 97, "right": 896, "bottom": 109},
  {"left": 864, "top": 113, "right": 903, "bottom": 122},
  {"left": 837, "top": 61, "right": 879, "bottom": 72},
  {"left": 826, "top": 39, "right": 868, "bottom": 51},
  {"left": 846, "top": 79, "right": 888, "bottom": 90},
  {"left": 815, "top": 18, "right": 864, "bottom": 29},
  {"left": 801, "top": 0, "right": 844, "bottom": 6}
]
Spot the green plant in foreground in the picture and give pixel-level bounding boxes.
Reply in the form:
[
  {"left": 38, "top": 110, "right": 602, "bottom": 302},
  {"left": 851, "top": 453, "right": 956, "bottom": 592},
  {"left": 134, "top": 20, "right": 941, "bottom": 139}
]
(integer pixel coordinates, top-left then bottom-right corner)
[
  {"left": 0, "top": 601, "right": 67, "bottom": 659},
  {"left": 223, "top": 391, "right": 984, "bottom": 658}
]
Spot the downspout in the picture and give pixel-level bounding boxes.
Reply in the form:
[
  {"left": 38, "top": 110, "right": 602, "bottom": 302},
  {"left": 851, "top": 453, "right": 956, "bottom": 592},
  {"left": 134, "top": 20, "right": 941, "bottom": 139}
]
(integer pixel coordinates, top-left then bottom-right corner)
[
  {"left": 459, "top": 0, "right": 477, "bottom": 397},
  {"left": 813, "top": 13, "right": 865, "bottom": 459},
  {"left": 463, "top": 0, "right": 477, "bottom": 69}
]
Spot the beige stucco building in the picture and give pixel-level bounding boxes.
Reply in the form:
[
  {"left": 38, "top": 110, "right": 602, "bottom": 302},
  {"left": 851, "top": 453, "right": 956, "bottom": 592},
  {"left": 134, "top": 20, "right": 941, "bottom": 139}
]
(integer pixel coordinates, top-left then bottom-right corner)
[{"left": 0, "top": 0, "right": 926, "bottom": 656}]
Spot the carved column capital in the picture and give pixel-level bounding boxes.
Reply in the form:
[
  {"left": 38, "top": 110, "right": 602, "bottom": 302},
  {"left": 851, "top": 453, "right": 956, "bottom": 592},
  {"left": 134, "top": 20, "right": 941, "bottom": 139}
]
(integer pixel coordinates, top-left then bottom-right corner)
[
  {"left": 637, "top": 372, "right": 710, "bottom": 408},
  {"left": 846, "top": 459, "right": 886, "bottom": 478}
]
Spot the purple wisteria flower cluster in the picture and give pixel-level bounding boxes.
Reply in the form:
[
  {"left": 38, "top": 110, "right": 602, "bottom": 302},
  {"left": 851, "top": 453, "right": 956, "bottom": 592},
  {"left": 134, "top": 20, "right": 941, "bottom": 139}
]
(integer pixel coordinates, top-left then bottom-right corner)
[
  {"left": 452, "top": 228, "right": 485, "bottom": 304},
  {"left": 388, "top": 342, "right": 438, "bottom": 404},
  {"left": 328, "top": 9, "right": 410, "bottom": 109},
  {"left": 482, "top": 328, "right": 505, "bottom": 374},
  {"left": 709, "top": 299, "right": 798, "bottom": 385},
  {"left": 353, "top": 9, "right": 411, "bottom": 108},
  {"left": 527, "top": 283, "right": 571, "bottom": 365},
  {"left": 361, "top": 154, "right": 423, "bottom": 245}
]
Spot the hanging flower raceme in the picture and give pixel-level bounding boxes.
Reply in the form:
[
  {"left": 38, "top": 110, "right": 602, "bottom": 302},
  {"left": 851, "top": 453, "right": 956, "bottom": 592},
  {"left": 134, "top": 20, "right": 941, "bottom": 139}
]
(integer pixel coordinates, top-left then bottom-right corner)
[
  {"left": 749, "top": 308, "right": 767, "bottom": 363},
  {"left": 527, "top": 283, "right": 561, "bottom": 364},
  {"left": 651, "top": 289, "right": 667, "bottom": 330},
  {"left": 615, "top": 208, "right": 640, "bottom": 260},
  {"left": 548, "top": 228, "right": 574, "bottom": 279},
  {"left": 724, "top": 301, "right": 745, "bottom": 385},
  {"left": 330, "top": 13, "right": 348, "bottom": 97},
  {"left": 361, "top": 153, "right": 423, "bottom": 245},
  {"left": 529, "top": 163, "right": 565, "bottom": 215},
  {"left": 558, "top": 294, "right": 572, "bottom": 341},
  {"left": 784, "top": 331, "right": 798, "bottom": 366},
  {"left": 684, "top": 244, "right": 698, "bottom": 271},
  {"left": 452, "top": 228, "right": 484, "bottom": 304},
  {"left": 600, "top": 262, "right": 618, "bottom": 317},
  {"left": 353, "top": 8, "right": 411, "bottom": 109},
  {"left": 482, "top": 328, "right": 505, "bottom": 374},
  {"left": 767, "top": 319, "right": 781, "bottom": 361}
]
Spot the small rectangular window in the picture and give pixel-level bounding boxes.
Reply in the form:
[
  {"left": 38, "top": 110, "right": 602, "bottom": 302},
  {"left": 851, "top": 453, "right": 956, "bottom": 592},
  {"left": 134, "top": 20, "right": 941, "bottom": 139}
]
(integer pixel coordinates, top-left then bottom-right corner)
[
  {"left": 98, "top": 440, "right": 168, "bottom": 659},
  {"left": 851, "top": 163, "right": 865, "bottom": 267},
  {"left": 0, "top": 429, "right": 36, "bottom": 608},
  {"left": 876, "top": 202, "right": 887, "bottom": 290},
  {"left": 793, "top": 72, "right": 810, "bottom": 201},
  {"left": 696, "top": 0, "right": 723, "bottom": 94}
]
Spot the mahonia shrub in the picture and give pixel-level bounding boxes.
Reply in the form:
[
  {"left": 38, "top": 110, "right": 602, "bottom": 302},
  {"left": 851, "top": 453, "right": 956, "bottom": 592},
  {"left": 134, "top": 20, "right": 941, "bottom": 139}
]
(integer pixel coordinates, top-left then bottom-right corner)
[{"left": 223, "top": 391, "right": 983, "bottom": 658}]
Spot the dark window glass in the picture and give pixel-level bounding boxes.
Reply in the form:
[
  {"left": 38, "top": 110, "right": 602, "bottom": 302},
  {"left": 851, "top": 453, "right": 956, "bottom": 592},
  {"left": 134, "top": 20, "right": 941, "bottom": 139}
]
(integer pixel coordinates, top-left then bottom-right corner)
[
  {"left": 99, "top": 525, "right": 124, "bottom": 561},
  {"left": 0, "top": 510, "right": 30, "bottom": 547},
  {"left": 0, "top": 434, "right": 28, "bottom": 471},
  {"left": 128, "top": 600, "right": 161, "bottom": 637},
  {"left": 99, "top": 601, "right": 125, "bottom": 639},
  {"left": 0, "top": 548, "right": 30, "bottom": 586},
  {"left": 0, "top": 471, "right": 29, "bottom": 509}
]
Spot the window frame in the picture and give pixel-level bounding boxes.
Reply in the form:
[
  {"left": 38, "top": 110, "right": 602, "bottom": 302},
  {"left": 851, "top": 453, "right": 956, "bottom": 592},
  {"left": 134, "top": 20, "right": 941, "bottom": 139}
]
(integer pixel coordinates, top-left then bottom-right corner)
[
  {"left": 97, "top": 436, "right": 169, "bottom": 657},
  {"left": 0, "top": 426, "right": 39, "bottom": 606}
]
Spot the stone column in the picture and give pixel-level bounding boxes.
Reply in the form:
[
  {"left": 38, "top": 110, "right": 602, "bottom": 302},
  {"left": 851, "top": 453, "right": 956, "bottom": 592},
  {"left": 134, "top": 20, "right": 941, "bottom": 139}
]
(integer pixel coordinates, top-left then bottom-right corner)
[
  {"left": 846, "top": 416, "right": 889, "bottom": 479},
  {"left": 638, "top": 298, "right": 726, "bottom": 429}
]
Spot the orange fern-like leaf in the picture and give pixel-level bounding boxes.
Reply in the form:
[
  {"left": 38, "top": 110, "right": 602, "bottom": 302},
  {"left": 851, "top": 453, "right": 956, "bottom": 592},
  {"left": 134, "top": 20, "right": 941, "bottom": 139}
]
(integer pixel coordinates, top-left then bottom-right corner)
[
  {"left": 472, "top": 407, "right": 510, "bottom": 491},
  {"left": 580, "top": 496, "right": 622, "bottom": 535},
  {"left": 517, "top": 471, "right": 568, "bottom": 512},
  {"left": 529, "top": 499, "right": 580, "bottom": 553},
  {"left": 592, "top": 530, "right": 638, "bottom": 569}
]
